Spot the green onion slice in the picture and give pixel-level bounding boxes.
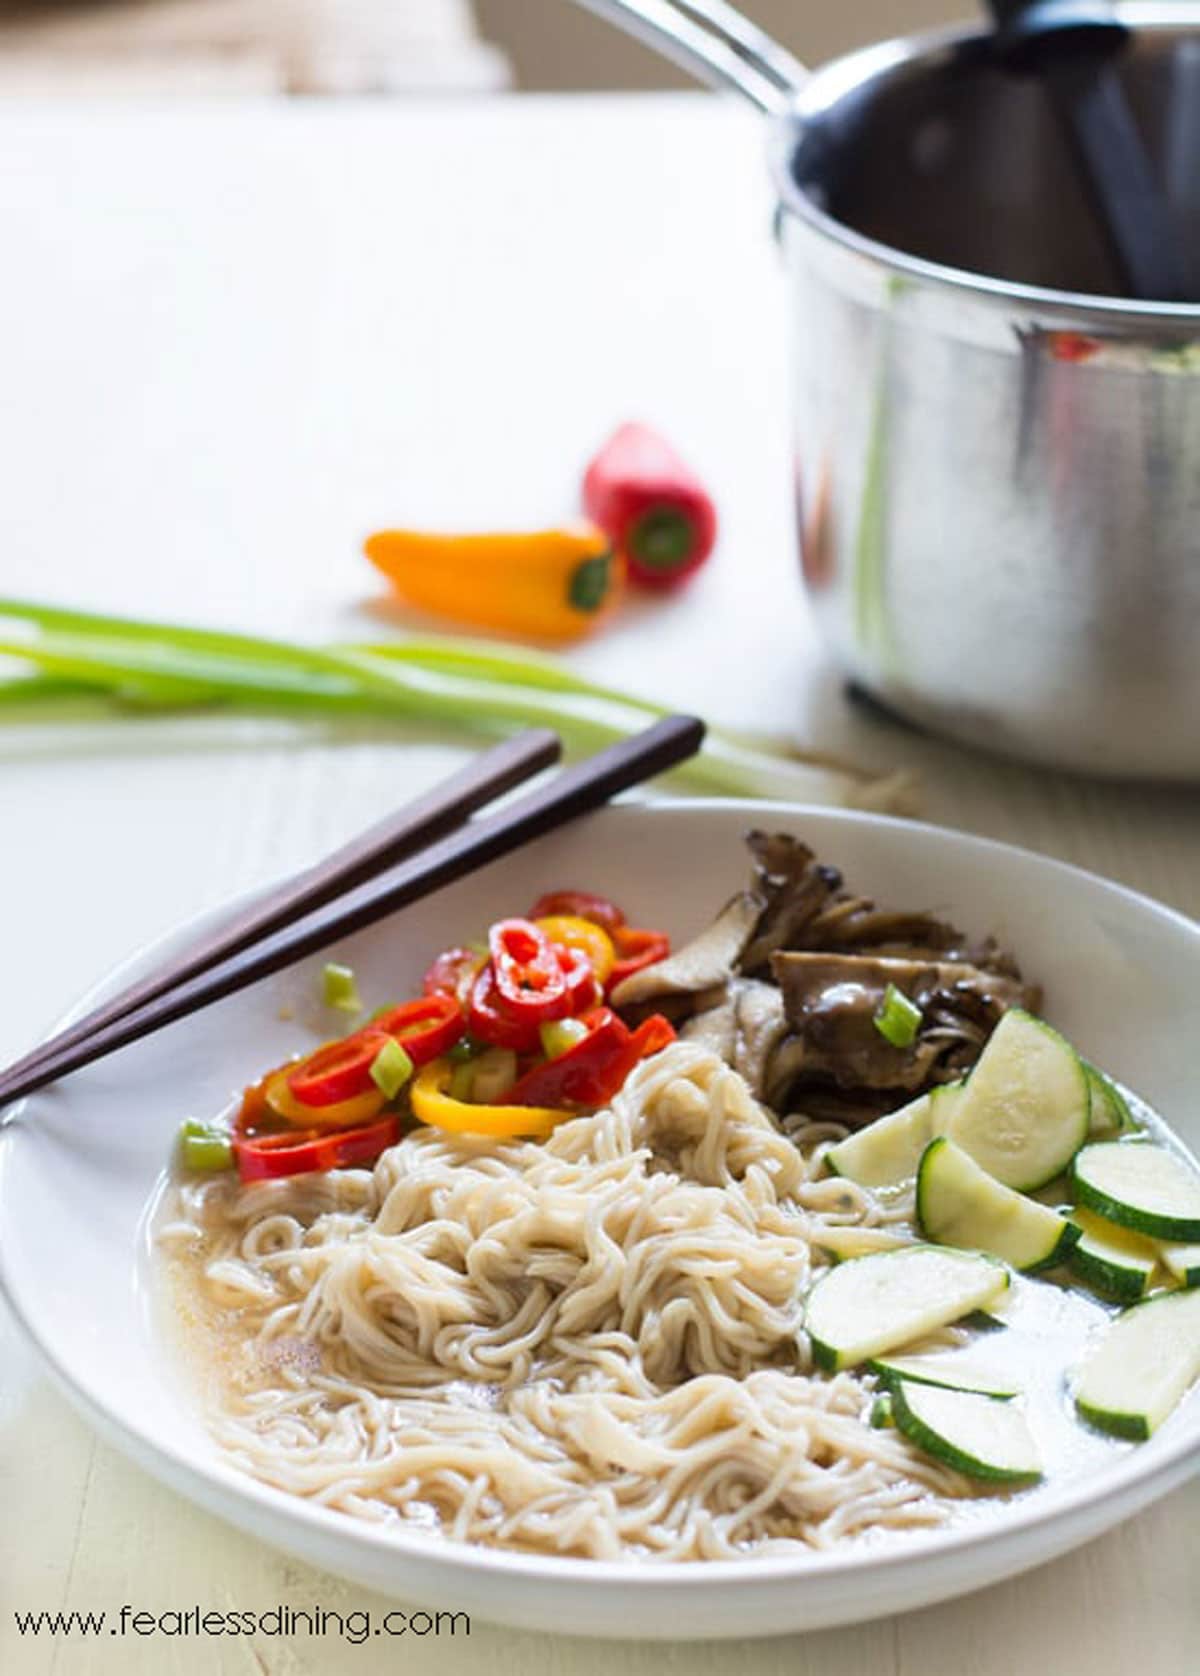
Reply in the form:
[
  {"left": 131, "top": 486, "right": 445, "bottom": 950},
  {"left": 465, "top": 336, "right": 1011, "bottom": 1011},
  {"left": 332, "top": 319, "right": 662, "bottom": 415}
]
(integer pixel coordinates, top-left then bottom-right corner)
[
  {"left": 322, "top": 962, "right": 361, "bottom": 1013},
  {"left": 369, "top": 1037, "right": 414, "bottom": 1100},
  {"left": 874, "top": 983, "right": 922, "bottom": 1048}
]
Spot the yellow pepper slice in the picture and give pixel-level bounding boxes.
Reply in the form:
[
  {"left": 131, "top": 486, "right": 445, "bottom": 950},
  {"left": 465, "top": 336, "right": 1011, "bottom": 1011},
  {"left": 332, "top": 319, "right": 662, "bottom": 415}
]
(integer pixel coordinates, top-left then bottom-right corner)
[
  {"left": 410, "top": 1058, "right": 566, "bottom": 1138},
  {"left": 534, "top": 915, "right": 616, "bottom": 986},
  {"left": 264, "top": 1068, "right": 387, "bottom": 1131},
  {"left": 363, "top": 525, "right": 624, "bottom": 643}
]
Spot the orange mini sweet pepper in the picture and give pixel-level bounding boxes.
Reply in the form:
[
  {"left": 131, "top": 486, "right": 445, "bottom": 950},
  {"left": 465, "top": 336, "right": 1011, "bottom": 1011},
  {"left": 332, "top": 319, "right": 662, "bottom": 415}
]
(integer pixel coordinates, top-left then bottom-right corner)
[{"left": 363, "top": 525, "right": 624, "bottom": 642}]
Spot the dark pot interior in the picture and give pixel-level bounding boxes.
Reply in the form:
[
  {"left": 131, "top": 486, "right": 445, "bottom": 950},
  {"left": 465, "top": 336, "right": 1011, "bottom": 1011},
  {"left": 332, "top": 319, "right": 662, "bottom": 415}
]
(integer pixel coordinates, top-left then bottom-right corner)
[{"left": 788, "top": 18, "right": 1200, "bottom": 299}]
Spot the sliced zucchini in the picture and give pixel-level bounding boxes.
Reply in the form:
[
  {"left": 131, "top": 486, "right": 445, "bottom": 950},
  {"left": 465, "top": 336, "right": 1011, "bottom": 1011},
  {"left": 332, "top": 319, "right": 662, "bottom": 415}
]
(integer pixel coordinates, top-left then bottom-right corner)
[
  {"left": 917, "top": 1136, "right": 1079, "bottom": 1272},
  {"left": 804, "top": 1245, "right": 1009, "bottom": 1372},
  {"left": 1159, "top": 1241, "right": 1200, "bottom": 1289},
  {"left": 824, "top": 1093, "right": 932, "bottom": 1188},
  {"left": 945, "top": 1010, "right": 1090, "bottom": 1191},
  {"left": 1071, "top": 1141, "right": 1200, "bottom": 1242},
  {"left": 1083, "top": 1063, "right": 1137, "bottom": 1137},
  {"left": 890, "top": 1380, "right": 1042, "bottom": 1483},
  {"left": 1074, "top": 1286, "right": 1200, "bottom": 1440},
  {"left": 1068, "top": 1206, "right": 1159, "bottom": 1303},
  {"left": 814, "top": 1225, "right": 916, "bottom": 1261},
  {"left": 869, "top": 1350, "right": 1018, "bottom": 1399},
  {"left": 928, "top": 1079, "right": 967, "bottom": 1137}
]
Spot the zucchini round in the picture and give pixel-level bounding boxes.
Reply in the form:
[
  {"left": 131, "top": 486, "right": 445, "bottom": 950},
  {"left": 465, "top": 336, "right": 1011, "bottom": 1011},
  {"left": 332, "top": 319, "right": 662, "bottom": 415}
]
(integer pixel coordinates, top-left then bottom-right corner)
[
  {"left": 804, "top": 1245, "right": 1009, "bottom": 1372},
  {"left": 1074, "top": 1287, "right": 1200, "bottom": 1440},
  {"left": 945, "top": 1010, "right": 1090, "bottom": 1191},
  {"left": 1071, "top": 1141, "right": 1200, "bottom": 1242},
  {"left": 917, "top": 1136, "right": 1079, "bottom": 1272},
  {"left": 890, "top": 1379, "right": 1042, "bottom": 1483}
]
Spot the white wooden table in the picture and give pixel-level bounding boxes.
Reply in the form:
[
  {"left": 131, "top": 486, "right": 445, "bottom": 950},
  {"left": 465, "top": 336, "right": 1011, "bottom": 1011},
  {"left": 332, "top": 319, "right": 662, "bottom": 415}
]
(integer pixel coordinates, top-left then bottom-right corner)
[{"left": 1, "top": 94, "right": 1197, "bottom": 1675}]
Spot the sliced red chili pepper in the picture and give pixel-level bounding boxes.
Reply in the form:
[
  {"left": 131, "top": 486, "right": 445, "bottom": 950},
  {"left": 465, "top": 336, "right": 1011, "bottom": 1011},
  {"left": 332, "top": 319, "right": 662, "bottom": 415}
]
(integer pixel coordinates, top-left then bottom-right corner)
[
  {"left": 629, "top": 1014, "right": 677, "bottom": 1058},
  {"left": 233, "top": 1112, "right": 399, "bottom": 1182},
  {"left": 286, "top": 1028, "right": 394, "bottom": 1107},
  {"left": 608, "top": 924, "right": 671, "bottom": 991},
  {"left": 488, "top": 917, "right": 569, "bottom": 1023},
  {"left": 507, "top": 1007, "right": 674, "bottom": 1111},
  {"left": 527, "top": 890, "right": 626, "bottom": 933},
  {"left": 368, "top": 993, "right": 464, "bottom": 1067},
  {"left": 422, "top": 946, "right": 485, "bottom": 1006},
  {"left": 557, "top": 944, "right": 601, "bottom": 1015},
  {"left": 467, "top": 962, "right": 544, "bottom": 1053}
]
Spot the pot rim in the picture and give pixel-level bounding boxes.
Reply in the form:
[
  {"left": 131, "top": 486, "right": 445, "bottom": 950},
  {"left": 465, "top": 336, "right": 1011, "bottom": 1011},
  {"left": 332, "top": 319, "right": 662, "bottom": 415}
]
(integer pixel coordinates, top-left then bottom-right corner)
[{"left": 770, "top": 1, "right": 1200, "bottom": 327}]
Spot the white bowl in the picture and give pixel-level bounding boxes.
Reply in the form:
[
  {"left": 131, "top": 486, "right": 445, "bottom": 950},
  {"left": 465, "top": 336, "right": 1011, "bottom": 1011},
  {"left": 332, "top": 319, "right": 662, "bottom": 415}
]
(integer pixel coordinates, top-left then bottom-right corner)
[{"left": 2, "top": 801, "right": 1198, "bottom": 1639}]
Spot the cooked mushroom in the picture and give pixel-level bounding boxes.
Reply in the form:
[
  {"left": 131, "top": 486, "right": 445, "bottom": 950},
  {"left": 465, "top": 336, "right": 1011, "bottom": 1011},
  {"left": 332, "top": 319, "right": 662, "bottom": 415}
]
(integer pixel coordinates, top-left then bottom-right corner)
[
  {"left": 611, "top": 831, "right": 1042, "bottom": 1130},
  {"left": 610, "top": 890, "right": 762, "bottom": 1012}
]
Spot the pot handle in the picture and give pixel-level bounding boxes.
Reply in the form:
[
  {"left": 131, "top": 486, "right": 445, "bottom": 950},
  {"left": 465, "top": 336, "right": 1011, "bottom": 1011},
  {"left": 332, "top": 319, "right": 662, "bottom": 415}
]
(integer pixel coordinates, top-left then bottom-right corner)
[{"left": 572, "top": 0, "right": 808, "bottom": 113}]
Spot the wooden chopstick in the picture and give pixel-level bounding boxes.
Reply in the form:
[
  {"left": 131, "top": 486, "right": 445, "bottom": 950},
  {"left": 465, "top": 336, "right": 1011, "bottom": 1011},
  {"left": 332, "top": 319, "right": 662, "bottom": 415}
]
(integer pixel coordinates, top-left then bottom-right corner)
[
  {"left": 0, "top": 715, "right": 705, "bottom": 1107},
  {"left": 2, "top": 729, "right": 562, "bottom": 1095}
]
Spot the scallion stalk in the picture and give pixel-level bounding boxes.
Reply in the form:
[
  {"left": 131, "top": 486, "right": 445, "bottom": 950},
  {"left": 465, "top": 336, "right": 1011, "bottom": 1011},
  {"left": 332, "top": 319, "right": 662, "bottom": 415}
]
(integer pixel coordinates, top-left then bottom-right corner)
[{"left": 0, "top": 600, "right": 913, "bottom": 812}]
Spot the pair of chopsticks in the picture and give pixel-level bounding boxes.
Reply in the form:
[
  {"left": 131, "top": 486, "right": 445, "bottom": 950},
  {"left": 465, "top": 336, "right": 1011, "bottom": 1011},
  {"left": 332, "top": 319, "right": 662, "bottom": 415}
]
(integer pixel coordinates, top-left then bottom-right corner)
[{"left": 0, "top": 715, "right": 705, "bottom": 1111}]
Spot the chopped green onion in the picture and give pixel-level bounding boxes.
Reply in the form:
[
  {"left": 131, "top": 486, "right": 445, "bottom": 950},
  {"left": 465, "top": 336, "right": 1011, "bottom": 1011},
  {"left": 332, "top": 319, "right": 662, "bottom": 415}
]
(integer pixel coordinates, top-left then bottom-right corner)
[
  {"left": 178, "top": 1118, "right": 233, "bottom": 1173},
  {"left": 449, "top": 1061, "right": 477, "bottom": 1102},
  {"left": 870, "top": 1393, "right": 895, "bottom": 1429},
  {"left": 369, "top": 1038, "right": 414, "bottom": 1100},
  {"left": 470, "top": 1047, "right": 518, "bottom": 1104},
  {"left": 447, "top": 1036, "right": 481, "bottom": 1063},
  {"left": 874, "top": 983, "right": 922, "bottom": 1048},
  {"left": 322, "top": 962, "right": 361, "bottom": 1014},
  {"left": 539, "top": 1018, "right": 590, "bottom": 1060}
]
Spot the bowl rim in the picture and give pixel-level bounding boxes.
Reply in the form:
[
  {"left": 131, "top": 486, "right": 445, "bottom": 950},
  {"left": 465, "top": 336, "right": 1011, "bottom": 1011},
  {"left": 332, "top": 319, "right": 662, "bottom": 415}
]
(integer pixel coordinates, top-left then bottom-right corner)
[
  {"left": 771, "top": 2, "right": 1200, "bottom": 327},
  {"left": 2, "top": 797, "right": 1199, "bottom": 1598}
]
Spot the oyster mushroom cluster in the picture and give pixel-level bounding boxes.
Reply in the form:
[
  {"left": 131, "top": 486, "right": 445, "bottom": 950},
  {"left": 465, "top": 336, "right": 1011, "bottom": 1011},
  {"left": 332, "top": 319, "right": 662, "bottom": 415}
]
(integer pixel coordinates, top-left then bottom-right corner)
[{"left": 611, "top": 832, "right": 1039, "bottom": 1128}]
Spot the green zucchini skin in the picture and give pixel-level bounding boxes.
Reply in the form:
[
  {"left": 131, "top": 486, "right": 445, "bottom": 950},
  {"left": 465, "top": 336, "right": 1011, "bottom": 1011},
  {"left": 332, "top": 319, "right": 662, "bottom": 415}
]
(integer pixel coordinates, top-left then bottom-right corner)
[
  {"left": 889, "top": 1380, "right": 1042, "bottom": 1484},
  {"left": 944, "top": 1010, "right": 1090, "bottom": 1193},
  {"left": 1082, "top": 1063, "right": 1136, "bottom": 1137},
  {"left": 1068, "top": 1242, "right": 1153, "bottom": 1303},
  {"left": 1072, "top": 1287, "right": 1200, "bottom": 1440},
  {"left": 1070, "top": 1142, "right": 1200, "bottom": 1243},
  {"left": 916, "top": 1136, "right": 1079, "bottom": 1274}
]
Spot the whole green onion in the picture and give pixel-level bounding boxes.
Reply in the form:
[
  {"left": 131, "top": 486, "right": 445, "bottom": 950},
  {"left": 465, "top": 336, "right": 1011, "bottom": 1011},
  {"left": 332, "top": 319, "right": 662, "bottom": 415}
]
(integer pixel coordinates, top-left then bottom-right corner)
[{"left": 0, "top": 599, "right": 914, "bottom": 812}]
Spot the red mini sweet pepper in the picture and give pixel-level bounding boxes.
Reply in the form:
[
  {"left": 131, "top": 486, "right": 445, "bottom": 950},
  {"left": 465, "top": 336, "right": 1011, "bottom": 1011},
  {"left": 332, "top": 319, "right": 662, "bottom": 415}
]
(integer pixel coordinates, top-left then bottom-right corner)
[{"left": 582, "top": 422, "right": 717, "bottom": 590}]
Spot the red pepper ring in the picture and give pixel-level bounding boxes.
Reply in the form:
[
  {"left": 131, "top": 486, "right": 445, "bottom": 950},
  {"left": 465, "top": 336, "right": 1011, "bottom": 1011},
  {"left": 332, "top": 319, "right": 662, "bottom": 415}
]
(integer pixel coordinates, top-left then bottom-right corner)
[
  {"left": 467, "top": 962, "right": 545, "bottom": 1053},
  {"left": 607, "top": 925, "right": 671, "bottom": 992},
  {"left": 557, "top": 944, "right": 601, "bottom": 1015},
  {"left": 234, "top": 1112, "right": 399, "bottom": 1182},
  {"left": 488, "top": 917, "right": 569, "bottom": 1022},
  {"left": 369, "top": 994, "right": 464, "bottom": 1067},
  {"left": 422, "top": 946, "right": 485, "bottom": 1006},
  {"left": 286, "top": 1028, "right": 394, "bottom": 1108},
  {"left": 527, "top": 890, "right": 626, "bottom": 933}
]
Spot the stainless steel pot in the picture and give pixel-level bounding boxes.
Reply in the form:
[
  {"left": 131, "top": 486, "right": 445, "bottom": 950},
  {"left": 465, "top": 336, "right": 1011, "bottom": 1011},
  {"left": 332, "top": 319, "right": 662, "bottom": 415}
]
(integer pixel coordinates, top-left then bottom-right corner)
[{"left": 579, "top": 2, "right": 1200, "bottom": 779}]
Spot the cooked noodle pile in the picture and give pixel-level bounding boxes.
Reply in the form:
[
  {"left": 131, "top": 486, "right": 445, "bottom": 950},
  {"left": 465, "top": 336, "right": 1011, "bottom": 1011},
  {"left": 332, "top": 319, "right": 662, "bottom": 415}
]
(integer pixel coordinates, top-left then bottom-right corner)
[{"left": 161, "top": 1044, "right": 969, "bottom": 1559}]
